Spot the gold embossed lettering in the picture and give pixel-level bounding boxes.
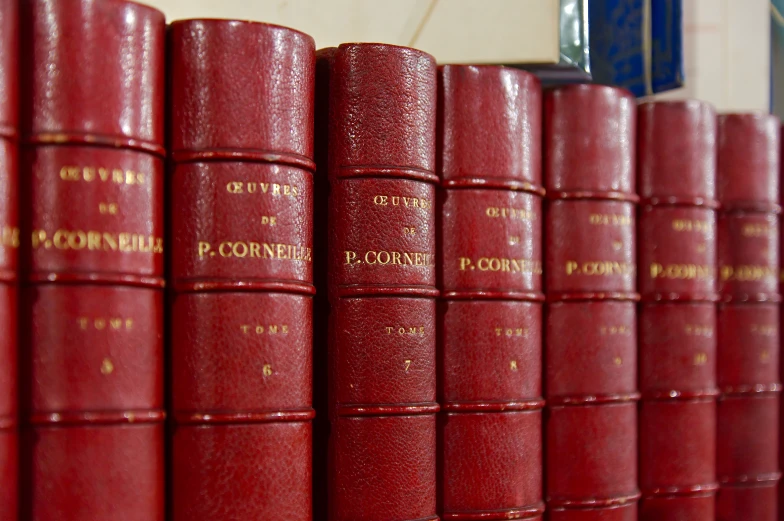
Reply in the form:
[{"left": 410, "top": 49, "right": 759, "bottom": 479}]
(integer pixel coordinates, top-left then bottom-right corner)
[
  {"left": 589, "top": 214, "right": 633, "bottom": 226},
  {"left": 1, "top": 226, "right": 19, "bottom": 248},
  {"left": 485, "top": 207, "right": 536, "bottom": 221},
  {"left": 742, "top": 223, "right": 774, "bottom": 237},
  {"left": 650, "top": 262, "right": 715, "bottom": 280},
  {"left": 672, "top": 219, "right": 713, "bottom": 232},
  {"left": 565, "top": 260, "right": 635, "bottom": 277}
]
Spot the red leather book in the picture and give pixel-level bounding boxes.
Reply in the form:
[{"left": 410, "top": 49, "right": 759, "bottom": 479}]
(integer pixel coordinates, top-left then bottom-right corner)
[
  {"left": 318, "top": 44, "right": 438, "bottom": 521},
  {"left": 715, "top": 113, "right": 781, "bottom": 521},
  {"left": 18, "top": 1, "right": 166, "bottom": 519},
  {"left": 636, "top": 100, "right": 719, "bottom": 521},
  {"left": 781, "top": 125, "right": 784, "bottom": 521},
  {"left": 437, "top": 64, "right": 544, "bottom": 521},
  {"left": 168, "top": 19, "right": 315, "bottom": 521},
  {"left": 0, "top": 0, "right": 18, "bottom": 518},
  {"left": 543, "top": 84, "right": 639, "bottom": 521}
]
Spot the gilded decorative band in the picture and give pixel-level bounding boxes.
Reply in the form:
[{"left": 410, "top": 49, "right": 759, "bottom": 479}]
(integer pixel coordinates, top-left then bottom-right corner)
[
  {"left": 173, "top": 279, "right": 315, "bottom": 295},
  {"left": 170, "top": 149, "right": 316, "bottom": 171},
  {"left": 547, "top": 392, "right": 640, "bottom": 407},
  {"left": 27, "top": 272, "right": 165, "bottom": 288},
  {"left": 338, "top": 285, "right": 439, "bottom": 298},
  {"left": 442, "top": 502, "right": 545, "bottom": 520},
  {"left": 24, "top": 132, "right": 165, "bottom": 157},
  {"left": 546, "top": 291, "right": 640, "bottom": 302},
  {"left": 641, "top": 482, "right": 719, "bottom": 497},
  {"left": 640, "top": 292, "right": 719, "bottom": 303},
  {"left": 719, "top": 472, "right": 782, "bottom": 485},
  {"left": 547, "top": 490, "right": 641, "bottom": 508},
  {"left": 443, "top": 290, "right": 544, "bottom": 301},
  {"left": 442, "top": 177, "right": 545, "bottom": 196},
  {"left": 441, "top": 399, "right": 545, "bottom": 412},
  {"left": 641, "top": 388, "right": 720, "bottom": 401},
  {"left": 173, "top": 409, "right": 315, "bottom": 425},
  {"left": 337, "top": 403, "right": 440, "bottom": 416},
  {"left": 546, "top": 190, "right": 639, "bottom": 203},
  {"left": 27, "top": 409, "right": 166, "bottom": 426},
  {"left": 336, "top": 165, "right": 439, "bottom": 184},
  {"left": 641, "top": 196, "right": 720, "bottom": 208},
  {"left": 719, "top": 383, "right": 782, "bottom": 396}
]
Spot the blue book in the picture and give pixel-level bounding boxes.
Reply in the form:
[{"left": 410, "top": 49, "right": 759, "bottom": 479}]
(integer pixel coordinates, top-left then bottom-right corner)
[
  {"left": 771, "top": 0, "right": 784, "bottom": 117},
  {"left": 651, "top": 0, "right": 685, "bottom": 93},
  {"left": 589, "top": 0, "right": 684, "bottom": 96},
  {"left": 590, "top": 0, "right": 648, "bottom": 96}
]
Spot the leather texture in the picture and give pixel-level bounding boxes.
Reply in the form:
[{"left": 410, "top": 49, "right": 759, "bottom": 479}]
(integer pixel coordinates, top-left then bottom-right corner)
[
  {"left": 22, "top": 285, "right": 163, "bottom": 417},
  {"left": 437, "top": 65, "right": 543, "bottom": 520},
  {"left": 716, "top": 112, "right": 781, "bottom": 521},
  {"left": 717, "top": 211, "right": 779, "bottom": 301},
  {"left": 716, "top": 485, "right": 778, "bottom": 521},
  {"left": 320, "top": 44, "right": 438, "bottom": 521},
  {"left": 172, "top": 423, "right": 312, "bottom": 521},
  {"left": 638, "top": 206, "right": 716, "bottom": 301},
  {"left": 717, "top": 114, "right": 780, "bottom": 213},
  {"left": 544, "top": 85, "right": 635, "bottom": 197},
  {"left": 547, "top": 505, "right": 636, "bottom": 521},
  {"left": 21, "top": 145, "right": 164, "bottom": 284},
  {"left": 20, "top": 285, "right": 164, "bottom": 521},
  {"left": 168, "top": 19, "right": 316, "bottom": 521},
  {"left": 22, "top": 424, "right": 164, "bottom": 521},
  {"left": 637, "top": 100, "right": 716, "bottom": 205},
  {"left": 20, "top": 0, "right": 165, "bottom": 153},
  {"left": 543, "top": 85, "right": 639, "bottom": 519},
  {"left": 18, "top": 1, "right": 166, "bottom": 519},
  {"left": 0, "top": 0, "right": 17, "bottom": 518},
  {"left": 636, "top": 101, "right": 719, "bottom": 520}
]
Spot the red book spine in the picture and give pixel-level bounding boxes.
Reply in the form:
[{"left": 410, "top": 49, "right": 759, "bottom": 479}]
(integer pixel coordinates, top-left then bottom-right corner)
[
  {"left": 319, "top": 44, "right": 438, "bottom": 521},
  {"left": 543, "top": 85, "right": 639, "bottom": 521},
  {"left": 168, "top": 20, "right": 316, "bottom": 521},
  {"left": 636, "top": 100, "right": 719, "bottom": 520},
  {"left": 715, "top": 113, "right": 781, "bottom": 521},
  {"left": 781, "top": 125, "right": 784, "bottom": 521},
  {"left": 18, "top": 1, "right": 166, "bottom": 519},
  {"left": 0, "top": 0, "right": 18, "bottom": 518},
  {"left": 437, "top": 65, "right": 544, "bottom": 520}
]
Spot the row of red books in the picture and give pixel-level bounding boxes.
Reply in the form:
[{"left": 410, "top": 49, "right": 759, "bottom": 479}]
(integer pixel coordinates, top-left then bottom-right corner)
[{"left": 0, "top": 1, "right": 781, "bottom": 520}]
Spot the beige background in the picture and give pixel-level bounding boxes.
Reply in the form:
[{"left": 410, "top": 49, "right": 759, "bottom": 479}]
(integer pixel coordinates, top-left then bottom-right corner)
[
  {"left": 651, "top": 0, "right": 770, "bottom": 112},
  {"left": 145, "top": 0, "right": 771, "bottom": 111}
]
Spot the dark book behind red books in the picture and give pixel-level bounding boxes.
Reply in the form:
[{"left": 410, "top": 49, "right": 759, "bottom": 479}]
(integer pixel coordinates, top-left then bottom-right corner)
[
  {"left": 18, "top": 0, "right": 166, "bottom": 519},
  {"left": 543, "top": 84, "right": 640, "bottom": 521},
  {"left": 437, "top": 64, "right": 544, "bottom": 520},
  {"left": 168, "top": 19, "right": 316, "bottom": 521},
  {"left": 716, "top": 113, "right": 781, "bottom": 521},
  {"left": 636, "top": 100, "right": 719, "bottom": 521},
  {"left": 317, "top": 43, "right": 439, "bottom": 521},
  {"left": 0, "top": 0, "right": 18, "bottom": 518}
]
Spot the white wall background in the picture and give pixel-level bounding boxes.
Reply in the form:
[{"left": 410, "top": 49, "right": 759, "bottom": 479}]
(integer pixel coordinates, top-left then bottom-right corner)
[
  {"left": 651, "top": 0, "right": 770, "bottom": 112},
  {"left": 144, "top": 0, "right": 772, "bottom": 112}
]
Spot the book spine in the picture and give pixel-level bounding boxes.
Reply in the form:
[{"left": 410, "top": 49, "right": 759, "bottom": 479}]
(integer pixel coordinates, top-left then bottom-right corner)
[
  {"left": 0, "top": 0, "right": 17, "bottom": 518},
  {"left": 168, "top": 20, "right": 316, "bottom": 521},
  {"left": 543, "top": 84, "right": 640, "bottom": 521},
  {"left": 636, "top": 100, "right": 719, "bottom": 520},
  {"left": 437, "top": 64, "right": 544, "bottom": 520},
  {"left": 18, "top": 1, "right": 166, "bottom": 519},
  {"left": 320, "top": 44, "right": 438, "bottom": 521},
  {"left": 716, "top": 113, "right": 781, "bottom": 521}
]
